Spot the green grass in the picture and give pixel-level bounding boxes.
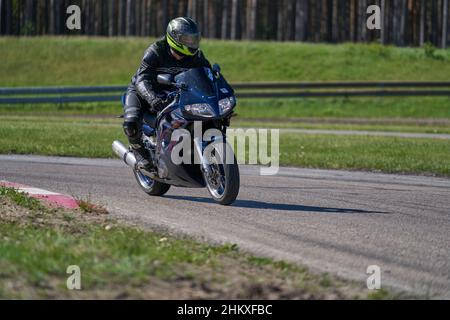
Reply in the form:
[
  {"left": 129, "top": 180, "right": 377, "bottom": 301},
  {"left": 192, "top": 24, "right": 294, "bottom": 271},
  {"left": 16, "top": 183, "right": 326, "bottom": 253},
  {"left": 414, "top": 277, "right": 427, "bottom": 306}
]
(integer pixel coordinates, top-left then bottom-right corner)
[
  {"left": 0, "top": 186, "right": 46, "bottom": 211},
  {"left": 236, "top": 97, "right": 450, "bottom": 119},
  {"left": 1, "top": 38, "right": 449, "bottom": 176},
  {"left": 2, "top": 96, "right": 450, "bottom": 120},
  {"left": 1, "top": 37, "right": 449, "bottom": 127},
  {"left": 234, "top": 120, "right": 450, "bottom": 134},
  {"left": 0, "top": 115, "right": 449, "bottom": 176},
  {"left": 0, "top": 115, "right": 122, "bottom": 158},
  {"left": 0, "top": 186, "right": 372, "bottom": 299},
  {"left": 2, "top": 37, "right": 450, "bottom": 86},
  {"left": 279, "top": 133, "right": 450, "bottom": 176}
]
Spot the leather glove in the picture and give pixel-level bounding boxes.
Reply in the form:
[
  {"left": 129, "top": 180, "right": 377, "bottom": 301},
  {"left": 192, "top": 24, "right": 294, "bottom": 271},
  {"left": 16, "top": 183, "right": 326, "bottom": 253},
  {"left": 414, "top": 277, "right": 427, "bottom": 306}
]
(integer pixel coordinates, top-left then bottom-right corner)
[{"left": 149, "top": 98, "right": 164, "bottom": 112}]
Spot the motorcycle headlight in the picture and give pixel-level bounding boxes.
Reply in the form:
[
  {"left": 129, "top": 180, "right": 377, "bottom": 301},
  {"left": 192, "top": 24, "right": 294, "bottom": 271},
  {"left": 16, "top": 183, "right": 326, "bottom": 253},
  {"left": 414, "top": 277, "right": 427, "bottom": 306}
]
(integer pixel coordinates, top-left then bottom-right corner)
[
  {"left": 184, "top": 103, "right": 215, "bottom": 117},
  {"left": 218, "top": 96, "right": 236, "bottom": 115}
]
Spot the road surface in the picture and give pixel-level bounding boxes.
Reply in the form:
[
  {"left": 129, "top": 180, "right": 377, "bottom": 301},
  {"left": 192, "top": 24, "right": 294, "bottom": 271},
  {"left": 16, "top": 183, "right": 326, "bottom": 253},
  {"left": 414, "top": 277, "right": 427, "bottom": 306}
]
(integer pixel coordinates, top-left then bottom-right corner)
[{"left": 1, "top": 155, "right": 449, "bottom": 298}]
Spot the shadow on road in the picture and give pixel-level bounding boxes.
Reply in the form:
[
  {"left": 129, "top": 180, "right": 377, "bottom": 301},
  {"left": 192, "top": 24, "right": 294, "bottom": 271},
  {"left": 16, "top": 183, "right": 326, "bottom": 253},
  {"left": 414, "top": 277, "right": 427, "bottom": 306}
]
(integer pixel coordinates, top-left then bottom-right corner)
[{"left": 164, "top": 195, "right": 389, "bottom": 214}]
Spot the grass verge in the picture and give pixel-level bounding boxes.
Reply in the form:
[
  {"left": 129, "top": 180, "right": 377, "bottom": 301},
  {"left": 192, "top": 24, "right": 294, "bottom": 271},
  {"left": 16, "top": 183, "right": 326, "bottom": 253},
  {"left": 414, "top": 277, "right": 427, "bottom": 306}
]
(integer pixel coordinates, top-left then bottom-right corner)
[
  {"left": 0, "top": 186, "right": 386, "bottom": 299},
  {"left": 2, "top": 37, "right": 450, "bottom": 86},
  {"left": 2, "top": 96, "right": 450, "bottom": 120},
  {"left": 234, "top": 120, "right": 450, "bottom": 134},
  {"left": 0, "top": 115, "right": 449, "bottom": 176}
]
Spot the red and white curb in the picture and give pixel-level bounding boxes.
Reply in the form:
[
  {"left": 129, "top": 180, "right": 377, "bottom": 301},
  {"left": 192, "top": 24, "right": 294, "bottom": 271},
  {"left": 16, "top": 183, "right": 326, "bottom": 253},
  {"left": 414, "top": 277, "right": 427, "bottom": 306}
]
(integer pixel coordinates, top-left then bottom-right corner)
[{"left": 0, "top": 180, "right": 79, "bottom": 209}]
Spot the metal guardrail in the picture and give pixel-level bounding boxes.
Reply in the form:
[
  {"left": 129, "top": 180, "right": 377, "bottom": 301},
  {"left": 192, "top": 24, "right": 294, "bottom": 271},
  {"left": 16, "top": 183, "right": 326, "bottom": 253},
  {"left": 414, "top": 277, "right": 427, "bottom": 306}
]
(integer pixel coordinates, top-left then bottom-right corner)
[{"left": 1, "top": 82, "right": 450, "bottom": 104}]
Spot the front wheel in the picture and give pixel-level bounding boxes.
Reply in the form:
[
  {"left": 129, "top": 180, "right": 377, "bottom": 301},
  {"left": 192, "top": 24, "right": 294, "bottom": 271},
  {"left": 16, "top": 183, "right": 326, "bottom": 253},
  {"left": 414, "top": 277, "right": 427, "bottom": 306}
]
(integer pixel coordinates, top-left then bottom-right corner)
[
  {"left": 204, "top": 144, "right": 240, "bottom": 205},
  {"left": 133, "top": 169, "right": 171, "bottom": 196}
]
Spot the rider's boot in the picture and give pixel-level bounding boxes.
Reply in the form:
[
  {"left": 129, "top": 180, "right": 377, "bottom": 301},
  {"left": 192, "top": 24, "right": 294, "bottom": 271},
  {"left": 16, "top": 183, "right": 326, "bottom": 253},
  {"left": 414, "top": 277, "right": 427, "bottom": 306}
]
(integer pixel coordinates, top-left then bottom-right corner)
[{"left": 131, "top": 144, "right": 154, "bottom": 173}]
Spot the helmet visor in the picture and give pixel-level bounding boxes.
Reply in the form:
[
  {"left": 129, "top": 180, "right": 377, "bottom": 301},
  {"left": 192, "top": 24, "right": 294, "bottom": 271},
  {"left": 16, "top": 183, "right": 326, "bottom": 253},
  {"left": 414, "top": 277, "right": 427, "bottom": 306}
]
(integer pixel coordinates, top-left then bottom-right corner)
[{"left": 179, "top": 33, "right": 200, "bottom": 53}]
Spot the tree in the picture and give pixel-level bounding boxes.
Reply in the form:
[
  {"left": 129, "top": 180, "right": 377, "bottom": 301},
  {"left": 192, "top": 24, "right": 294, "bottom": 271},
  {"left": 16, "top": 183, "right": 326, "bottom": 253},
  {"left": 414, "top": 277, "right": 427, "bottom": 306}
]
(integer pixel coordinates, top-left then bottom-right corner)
[
  {"left": 357, "top": 0, "right": 367, "bottom": 42},
  {"left": 246, "top": 0, "right": 257, "bottom": 39},
  {"left": 108, "top": 0, "right": 117, "bottom": 37},
  {"left": 188, "top": 0, "right": 197, "bottom": 20},
  {"left": 349, "top": 0, "right": 356, "bottom": 41},
  {"left": 295, "top": 0, "right": 307, "bottom": 41},
  {"left": 231, "top": 0, "right": 239, "bottom": 40},
  {"left": 118, "top": 0, "right": 126, "bottom": 36},
  {"left": 221, "top": 0, "right": 229, "bottom": 39},
  {"left": 443, "top": 0, "right": 448, "bottom": 48},
  {"left": 380, "top": 0, "right": 386, "bottom": 44},
  {"left": 286, "top": 0, "right": 294, "bottom": 40},
  {"left": 331, "top": 0, "right": 338, "bottom": 42},
  {"left": 126, "top": 0, "right": 135, "bottom": 36},
  {"left": 277, "top": 0, "right": 284, "bottom": 40},
  {"left": 23, "top": 0, "right": 36, "bottom": 35}
]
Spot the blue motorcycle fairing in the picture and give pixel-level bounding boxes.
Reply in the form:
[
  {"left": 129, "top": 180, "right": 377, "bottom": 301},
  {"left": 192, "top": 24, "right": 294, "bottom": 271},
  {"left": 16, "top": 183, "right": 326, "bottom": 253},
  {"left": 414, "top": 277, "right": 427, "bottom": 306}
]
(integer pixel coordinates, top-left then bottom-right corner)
[
  {"left": 140, "top": 67, "right": 235, "bottom": 188},
  {"left": 174, "top": 68, "right": 235, "bottom": 119}
]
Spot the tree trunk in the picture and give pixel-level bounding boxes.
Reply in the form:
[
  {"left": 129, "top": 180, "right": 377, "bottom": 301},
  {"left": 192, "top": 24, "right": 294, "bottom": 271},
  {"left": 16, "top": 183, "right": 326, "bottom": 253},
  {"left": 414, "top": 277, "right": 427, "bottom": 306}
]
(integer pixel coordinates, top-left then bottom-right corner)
[
  {"left": 431, "top": 0, "right": 437, "bottom": 45},
  {"left": 146, "top": 0, "right": 153, "bottom": 36},
  {"left": 443, "top": 0, "right": 448, "bottom": 48},
  {"left": 380, "top": 0, "right": 386, "bottom": 44},
  {"left": 266, "top": 0, "right": 277, "bottom": 40},
  {"left": 331, "top": 0, "right": 338, "bottom": 42},
  {"left": 162, "top": 0, "right": 169, "bottom": 27},
  {"left": 231, "top": 0, "right": 238, "bottom": 40},
  {"left": 203, "top": 0, "right": 209, "bottom": 37},
  {"left": 3, "top": 0, "right": 11, "bottom": 35},
  {"left": 208, "top": 0, "right": 216, "bottom": 38},
  {"left": 139, "top": 0, "right": 146, "bottom": 36},
  {"left": 188, "top": 0, "right": 197, "bottom": 20},
  {"left": 108, "top": 0, "right": 117, "bottom": 37},
  {"left": 357, "top": 0, "right": 367, "bottom": 42},
  {"left": 277, "top": 0, "right": 284, "bottom": 41},
  {"left": 94, "top": 0, "right": 101, "bottom": 36},
  {"left": 349, "top": 0, "right": 355, "bottom": 41},
  {"left": 400, "top": 0, "right": 407, "bottom": 46},
  {"left": 118, "top": 0, "right": 126, "bottom": 35},
  {"left": 24, "top": 0, "right": 36, "bottom": 35},
  {"left": 295, "top": 0, "right": 307, "bottom": 41},
  {"left": 49, "top": 0, "right": 55, "bottom": 34},
  {"left": 0, "top": 0, "right": 3, "bottom": 34},
  {"left": 286, "top": 0, "right": 294, "bottom": 40},
  {"left": 221, "top": 0, "right": 228, "bottom": 39},
  {"left": 126, "top": 0, "right": 134, "bottom": 36},
  {"left": 246, "top": 0, "right": 257, "bottom": 40}
]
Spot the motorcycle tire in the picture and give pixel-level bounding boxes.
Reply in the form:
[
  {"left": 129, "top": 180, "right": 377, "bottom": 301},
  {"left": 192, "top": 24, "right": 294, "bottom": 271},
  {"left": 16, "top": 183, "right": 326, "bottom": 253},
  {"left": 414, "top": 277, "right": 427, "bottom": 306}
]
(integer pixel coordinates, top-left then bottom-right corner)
[{"left": 133, "top": 169, "right": 171, "bottom": 196}]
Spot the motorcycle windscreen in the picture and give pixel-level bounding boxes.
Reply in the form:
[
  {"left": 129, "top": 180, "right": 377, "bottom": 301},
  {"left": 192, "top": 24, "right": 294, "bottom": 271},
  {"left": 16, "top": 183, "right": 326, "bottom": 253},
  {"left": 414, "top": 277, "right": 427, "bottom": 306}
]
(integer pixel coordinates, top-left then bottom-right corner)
[{"left": 175, "top": 68, "right": 216, "bottom": 104}]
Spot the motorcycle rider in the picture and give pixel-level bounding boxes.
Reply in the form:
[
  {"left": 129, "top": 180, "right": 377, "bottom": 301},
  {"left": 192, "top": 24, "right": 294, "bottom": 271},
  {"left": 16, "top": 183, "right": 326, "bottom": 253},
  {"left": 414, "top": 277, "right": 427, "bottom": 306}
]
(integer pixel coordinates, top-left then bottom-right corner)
[{"left": 123, "top": 17, "right": 211, "bottom": 171}]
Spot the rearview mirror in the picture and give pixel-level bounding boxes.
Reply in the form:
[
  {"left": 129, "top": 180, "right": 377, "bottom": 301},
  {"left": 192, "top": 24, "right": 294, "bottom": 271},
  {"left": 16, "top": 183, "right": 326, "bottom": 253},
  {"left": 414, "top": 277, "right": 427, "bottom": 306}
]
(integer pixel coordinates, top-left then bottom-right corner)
[
  {"left": 157, "top": 74, "right": 174, "bottom": 86},
  {"left": 212, "top": 63, "right": 221, "bottom": 74}
]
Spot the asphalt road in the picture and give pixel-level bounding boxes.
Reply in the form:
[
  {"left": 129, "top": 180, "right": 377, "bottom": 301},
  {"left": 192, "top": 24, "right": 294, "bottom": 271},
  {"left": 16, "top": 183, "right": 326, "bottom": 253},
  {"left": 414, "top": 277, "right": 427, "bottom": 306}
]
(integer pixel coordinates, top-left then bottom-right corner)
[{"left": 1, "top": 154, "right": 449, "bottom": 298}]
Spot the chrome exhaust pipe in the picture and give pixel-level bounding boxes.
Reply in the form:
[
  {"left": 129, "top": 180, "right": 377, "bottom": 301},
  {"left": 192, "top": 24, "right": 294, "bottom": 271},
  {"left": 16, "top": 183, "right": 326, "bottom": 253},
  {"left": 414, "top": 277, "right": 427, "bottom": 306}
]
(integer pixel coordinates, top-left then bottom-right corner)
[{"left": 112, "top": 140, "right": 136, "bottom": 168}]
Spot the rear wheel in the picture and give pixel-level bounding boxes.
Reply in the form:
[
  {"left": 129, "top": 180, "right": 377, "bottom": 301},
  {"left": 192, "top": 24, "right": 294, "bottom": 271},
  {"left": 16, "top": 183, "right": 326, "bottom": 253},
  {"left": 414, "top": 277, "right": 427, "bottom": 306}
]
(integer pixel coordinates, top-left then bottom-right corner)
[
  {"left": 204, "top": 143, "right": 240, "bottom": 205},
  {"left": 133, "top": 170, "right": 171, "bottom": 196}
]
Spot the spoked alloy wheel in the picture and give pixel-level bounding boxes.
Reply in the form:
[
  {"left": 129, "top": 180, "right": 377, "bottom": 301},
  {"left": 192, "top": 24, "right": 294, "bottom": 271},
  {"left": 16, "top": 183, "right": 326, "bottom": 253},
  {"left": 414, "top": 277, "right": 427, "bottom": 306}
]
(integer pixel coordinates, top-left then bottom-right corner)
[
  {"left": 204, "top": 143, "right": 240, "bottom": 205},
  {"left": 206, "top": 156, "right": 226, "bottom": 199},
  {"left": 133, "top": 169, "right": 171, "bottom": 196}
]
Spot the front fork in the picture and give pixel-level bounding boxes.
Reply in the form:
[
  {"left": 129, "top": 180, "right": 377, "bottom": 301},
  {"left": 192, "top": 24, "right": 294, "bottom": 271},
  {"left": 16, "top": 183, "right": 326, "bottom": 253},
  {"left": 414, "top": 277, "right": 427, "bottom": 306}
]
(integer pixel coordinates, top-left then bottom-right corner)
[
  {"left": 193, "top": 132, "right": 228, "bottom": 179},
  {"left": 193, "top": 136, "right": 212, "bottom": 176}
]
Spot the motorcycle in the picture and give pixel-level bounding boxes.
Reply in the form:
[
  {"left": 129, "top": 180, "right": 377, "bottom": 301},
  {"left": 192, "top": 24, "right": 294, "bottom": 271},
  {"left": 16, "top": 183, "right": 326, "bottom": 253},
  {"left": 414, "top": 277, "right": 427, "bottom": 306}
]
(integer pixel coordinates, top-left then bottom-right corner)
[{"left": 112, "top": 64, "right": 240, "bottom": 205}]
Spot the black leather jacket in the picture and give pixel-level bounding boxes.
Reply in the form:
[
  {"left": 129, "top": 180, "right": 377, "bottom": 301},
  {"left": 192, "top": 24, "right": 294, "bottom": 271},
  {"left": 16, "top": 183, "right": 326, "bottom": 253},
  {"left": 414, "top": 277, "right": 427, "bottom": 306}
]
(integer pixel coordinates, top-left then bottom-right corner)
[{"left": 129, "top": 38, "right": 211, "bottom": 105}]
